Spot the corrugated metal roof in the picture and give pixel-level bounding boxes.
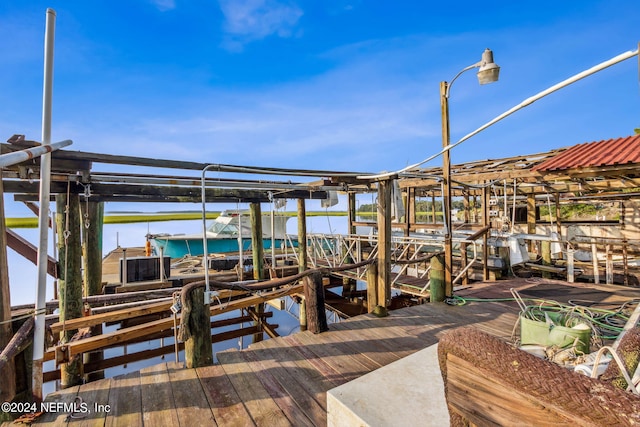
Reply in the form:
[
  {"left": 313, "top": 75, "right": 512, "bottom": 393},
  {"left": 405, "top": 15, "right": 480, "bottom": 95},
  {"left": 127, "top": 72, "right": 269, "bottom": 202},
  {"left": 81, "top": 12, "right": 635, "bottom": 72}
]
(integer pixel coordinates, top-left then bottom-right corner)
[{"left": 532, "top": 135, "right": 640, "bottom": 171}]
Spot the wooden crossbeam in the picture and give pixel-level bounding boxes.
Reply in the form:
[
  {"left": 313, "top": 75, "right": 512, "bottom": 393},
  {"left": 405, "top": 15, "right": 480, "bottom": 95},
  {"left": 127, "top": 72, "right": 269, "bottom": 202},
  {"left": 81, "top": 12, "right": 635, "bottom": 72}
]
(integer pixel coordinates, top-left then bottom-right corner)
[{"left": 45, "top": 283, "right": 304, "bottom": 363}]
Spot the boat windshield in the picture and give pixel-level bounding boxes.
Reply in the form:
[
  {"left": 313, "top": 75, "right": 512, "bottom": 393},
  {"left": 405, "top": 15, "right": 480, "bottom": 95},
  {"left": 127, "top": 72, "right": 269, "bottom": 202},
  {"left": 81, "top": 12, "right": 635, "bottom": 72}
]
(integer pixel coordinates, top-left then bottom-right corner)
[{"left": 207, "top": 221, "right": 239, "bottom": 236}]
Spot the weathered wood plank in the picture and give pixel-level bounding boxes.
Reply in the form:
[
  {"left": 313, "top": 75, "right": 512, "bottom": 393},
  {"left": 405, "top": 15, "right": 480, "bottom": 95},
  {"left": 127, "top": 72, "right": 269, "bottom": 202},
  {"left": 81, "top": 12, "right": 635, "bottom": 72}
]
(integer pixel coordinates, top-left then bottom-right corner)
[
  {"left": 221, "top": 350, "right": 314, "bottom": 427},
  {"left": 243, "top": 341, "right": 325, "bottom": 426},
  {"left": 196, "top": 363, "right": 255, "bottom": 427},
  {"left": 50, "top": 300, "right": 173, "bottom": 335},
  {"left": 139, "top": 363, "right": 179, "bottom": 427},
  {"left": 284, "top": 332, "right": 369, "bottom": 384},
  {"left": 319, "top": 321, "right": 400, "bottom": 368},
  {"left": 166, "top": 362, "right": 216, "bottom": 426},
  {"left": 67, "top": 378, "right": 111, "bottom": 427},
  {"left": 217, "top": 350, "right": 292, "bottom": 427},
  {"left": 253, "top": 336, "right": 340, "bottom": 397},
  {"left": 105, "top": 371, "right": 142, "bottom": 427},
  {"left": 36, "top": 385, "right": 80, "bottom": 426}
]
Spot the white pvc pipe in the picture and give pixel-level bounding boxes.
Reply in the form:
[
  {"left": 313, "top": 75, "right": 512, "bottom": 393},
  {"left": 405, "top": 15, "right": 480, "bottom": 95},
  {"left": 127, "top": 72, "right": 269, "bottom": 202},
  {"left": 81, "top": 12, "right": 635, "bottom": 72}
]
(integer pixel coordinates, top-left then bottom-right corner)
[
  {"left": 0, "top": 139, "right": 72, "bottom": 168},
  {"left": 359, "top": 48, "right": 639, "bottom": 180},
  {"left": 33, "top": 7, "right": 56, "bottom": 399}
]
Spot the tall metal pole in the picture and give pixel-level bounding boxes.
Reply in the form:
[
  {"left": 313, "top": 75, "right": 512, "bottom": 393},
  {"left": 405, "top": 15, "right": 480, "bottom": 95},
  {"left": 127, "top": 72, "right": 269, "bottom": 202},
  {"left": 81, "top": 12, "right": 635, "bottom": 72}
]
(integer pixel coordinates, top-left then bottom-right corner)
[
  {"left": 440, "top": 81, "right": 453, "bottom": 296},
  {"left": 33, "top": 8, "right": 56, "bottom": 400}
]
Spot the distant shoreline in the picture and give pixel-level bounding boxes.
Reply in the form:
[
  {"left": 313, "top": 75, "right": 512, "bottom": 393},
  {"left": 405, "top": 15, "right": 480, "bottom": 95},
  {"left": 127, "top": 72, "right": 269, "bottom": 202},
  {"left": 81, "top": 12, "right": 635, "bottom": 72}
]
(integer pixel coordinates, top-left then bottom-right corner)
[{"left": 5, "top": 210, "right": 361, "bottom": 228}]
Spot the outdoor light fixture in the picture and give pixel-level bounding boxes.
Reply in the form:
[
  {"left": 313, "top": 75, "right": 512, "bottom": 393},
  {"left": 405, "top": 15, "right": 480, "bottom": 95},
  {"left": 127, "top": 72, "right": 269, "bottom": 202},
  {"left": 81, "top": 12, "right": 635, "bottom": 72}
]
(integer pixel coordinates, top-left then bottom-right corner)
[
  {"left": 440, "top": 48, "right": 500, "bottom": 297},
  {"left": 476, "top": 48, "right": 500, "bottom": 85}
]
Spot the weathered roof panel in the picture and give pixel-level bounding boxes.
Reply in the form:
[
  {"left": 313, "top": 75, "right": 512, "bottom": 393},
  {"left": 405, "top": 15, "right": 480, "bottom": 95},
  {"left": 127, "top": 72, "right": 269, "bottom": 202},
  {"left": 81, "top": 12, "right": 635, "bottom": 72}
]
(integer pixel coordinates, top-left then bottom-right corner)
[{"left": 533, "top": 135, "right": 640, "bottom": 171}]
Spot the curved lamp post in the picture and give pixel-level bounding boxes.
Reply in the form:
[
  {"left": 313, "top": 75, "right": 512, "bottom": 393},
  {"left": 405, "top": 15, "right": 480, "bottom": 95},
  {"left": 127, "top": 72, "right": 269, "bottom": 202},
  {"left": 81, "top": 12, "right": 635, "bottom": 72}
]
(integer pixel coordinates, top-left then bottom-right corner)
[{"left": 441, "top": 48, "right": 499, "bottom": 297}]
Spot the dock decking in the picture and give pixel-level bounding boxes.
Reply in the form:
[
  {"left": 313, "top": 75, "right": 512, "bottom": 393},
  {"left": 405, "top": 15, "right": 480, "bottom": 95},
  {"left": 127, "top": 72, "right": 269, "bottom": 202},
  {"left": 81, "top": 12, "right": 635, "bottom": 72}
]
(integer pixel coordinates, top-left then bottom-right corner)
[{"left": 15, "top": 278, "right": 640, "bottom": 426}]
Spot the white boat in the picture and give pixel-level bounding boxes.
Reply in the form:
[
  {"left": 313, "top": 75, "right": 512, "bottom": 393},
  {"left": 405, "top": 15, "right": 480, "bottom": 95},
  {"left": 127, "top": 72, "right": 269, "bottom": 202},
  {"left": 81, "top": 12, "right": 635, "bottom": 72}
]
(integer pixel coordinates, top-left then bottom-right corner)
[{"left": 148, "top": 210, "right": 293, "bottom": 258}]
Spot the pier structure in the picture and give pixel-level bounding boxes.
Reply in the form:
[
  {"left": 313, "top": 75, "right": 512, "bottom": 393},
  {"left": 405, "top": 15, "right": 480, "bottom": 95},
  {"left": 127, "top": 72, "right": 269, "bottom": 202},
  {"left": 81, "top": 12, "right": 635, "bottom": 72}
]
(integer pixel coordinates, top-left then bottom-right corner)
[{"left": 1, "top": 134, "right": 640, "bottom": 423}]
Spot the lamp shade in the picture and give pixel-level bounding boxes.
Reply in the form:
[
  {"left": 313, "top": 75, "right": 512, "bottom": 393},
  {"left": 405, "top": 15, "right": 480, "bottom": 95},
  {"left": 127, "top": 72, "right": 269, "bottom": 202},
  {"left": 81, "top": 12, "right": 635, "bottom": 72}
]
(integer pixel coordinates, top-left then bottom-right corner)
[{"left": 476, "top": 48, "right": 500, "bottom": 85}]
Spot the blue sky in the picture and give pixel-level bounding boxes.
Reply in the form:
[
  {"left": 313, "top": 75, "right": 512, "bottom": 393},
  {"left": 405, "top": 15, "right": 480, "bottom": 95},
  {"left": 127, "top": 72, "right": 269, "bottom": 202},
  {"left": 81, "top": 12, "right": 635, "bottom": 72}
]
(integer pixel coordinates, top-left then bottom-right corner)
[
  {"left": 1, "top": 0, "right": 638, "bottom": 181},
  {"left": 1, "top": 1, "right": 639, "bottom": 303}
]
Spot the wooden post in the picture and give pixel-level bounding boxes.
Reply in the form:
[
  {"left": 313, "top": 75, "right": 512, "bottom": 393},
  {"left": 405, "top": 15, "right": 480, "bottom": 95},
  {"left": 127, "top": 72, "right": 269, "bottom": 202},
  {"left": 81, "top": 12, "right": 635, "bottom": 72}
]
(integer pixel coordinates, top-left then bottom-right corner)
[
  {"left": 249, "top": 203, "right": 264, "bottom": 280},
  {"left": 56, "top": 193, "right": 84, "bottom": 388},
  {"left": 377, "top": 179, "right": 392, "bottom": 308},
  {"left": 541, "top": 241, "right": 551, "bottom": 279},
  {"left": 460, "top": 242, "right": 468, "bottom": 286},
  {"left": 527, "top": 194, "right": 536, "bottom": 252},
  {"left": 299, "top": 297, "right": 307, "bottom": 331},
  {"left": 430, "top": 254, "right": 445, "bottom": 302},
  {"left": 297, "top": 199, "right": 308, "bottom": 273},
  {"left": 623, "top": 240, "right": 629, "bottom": 287},
  {"left": 366, "top": 262, "right": 378, "bottom": 313},
  {"left": 606, "top": 244, "right": 613, "bottom": 285},
  {"left": 81, "top": 200, "right": 104, "bottom": 382},
  {"left": 0, "top": 171, "right": 16, "bottom": 403},
  {"left": 347, "top": 192, "right": 356, "bottom": 236},
  {"left": 249, "top": 203, "right": 265, "bottom": 344},
  {"left": 554, "top": 193, "right": 563, "bottom": 260},
  {"left": 567, "top": 248, "right": 575, "bottom": 283},
  {"left": 408, "top": 187, "right": 416, "bottom": 233},
  {"left": 482, "top": 184, "right": 490, "bottom": 281},
  {"left": 472, "top": 194, "right": 478, "bottom": 223},
  {"left": 403, "top": 188, "right": 410, "bottom": 237},
  {"left": 431, "top": 193, "right": 437, "bottom": 223},
  {"left": 463, "top": 193, "right": 470, "bottom": 224},
  {"left": 303, "top": 272, "right": 328, "bottom": 334},
  {"left": 554, "top": 193, "right": 562, "bottom": 233},
  {"left": 182, "top": 284, "right": 213, "bottom": 368},
  {"left": 591, "top": 242, "right": 600, "bottom": 284},
  {"left": 81, "top": 201, "right": 104, "bottom": 297}
]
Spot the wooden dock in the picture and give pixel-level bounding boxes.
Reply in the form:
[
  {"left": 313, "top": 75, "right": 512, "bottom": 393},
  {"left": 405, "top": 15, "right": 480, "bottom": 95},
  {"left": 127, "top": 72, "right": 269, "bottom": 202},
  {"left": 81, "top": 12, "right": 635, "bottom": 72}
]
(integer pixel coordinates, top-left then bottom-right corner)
[{"left": 9, "top": 278, "right": 640, "bottom": 426}]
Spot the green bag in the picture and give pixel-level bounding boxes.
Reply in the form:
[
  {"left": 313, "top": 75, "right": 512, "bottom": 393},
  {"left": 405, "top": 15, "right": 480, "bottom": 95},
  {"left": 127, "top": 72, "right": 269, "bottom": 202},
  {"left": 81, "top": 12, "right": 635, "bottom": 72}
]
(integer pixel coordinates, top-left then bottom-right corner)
[{"left": 520, "top": 312, "right": 591, "bottom": 354}]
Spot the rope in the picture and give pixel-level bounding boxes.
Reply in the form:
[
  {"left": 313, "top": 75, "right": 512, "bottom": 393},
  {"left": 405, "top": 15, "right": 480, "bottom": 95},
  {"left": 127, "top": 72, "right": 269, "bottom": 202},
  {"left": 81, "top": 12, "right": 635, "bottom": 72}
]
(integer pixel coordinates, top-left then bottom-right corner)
[
  {"left": 0, "top": 308, "right": 47, "bottom": 325},
  {"left": 448, "top": 293, "right": 635, "bottom": 343}
]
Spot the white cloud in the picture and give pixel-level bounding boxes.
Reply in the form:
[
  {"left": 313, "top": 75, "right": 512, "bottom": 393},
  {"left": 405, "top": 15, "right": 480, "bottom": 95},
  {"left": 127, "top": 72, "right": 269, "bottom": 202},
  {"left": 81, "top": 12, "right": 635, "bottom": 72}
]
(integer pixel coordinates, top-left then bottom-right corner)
[
  {"left": 218, "top": 0, "right": 303, "bottom": 51},
  {"left": 150, "top": 0, "right": 177, "bottom": 11}
]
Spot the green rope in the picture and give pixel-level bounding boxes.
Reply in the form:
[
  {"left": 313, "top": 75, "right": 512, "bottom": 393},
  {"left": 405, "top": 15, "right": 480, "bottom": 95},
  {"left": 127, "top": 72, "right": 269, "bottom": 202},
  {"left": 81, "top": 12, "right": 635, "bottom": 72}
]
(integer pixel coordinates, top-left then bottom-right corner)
[{"left": 447, "top": 294, "right": 636, "bottom": 342}]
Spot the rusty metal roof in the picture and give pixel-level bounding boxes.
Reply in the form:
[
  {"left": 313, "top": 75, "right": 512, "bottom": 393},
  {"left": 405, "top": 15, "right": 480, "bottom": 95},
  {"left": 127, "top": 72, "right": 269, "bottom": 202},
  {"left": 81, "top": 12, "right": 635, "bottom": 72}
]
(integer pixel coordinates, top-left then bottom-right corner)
[{"left": 533, "top": 135, "right": 640, "bottom": 171}]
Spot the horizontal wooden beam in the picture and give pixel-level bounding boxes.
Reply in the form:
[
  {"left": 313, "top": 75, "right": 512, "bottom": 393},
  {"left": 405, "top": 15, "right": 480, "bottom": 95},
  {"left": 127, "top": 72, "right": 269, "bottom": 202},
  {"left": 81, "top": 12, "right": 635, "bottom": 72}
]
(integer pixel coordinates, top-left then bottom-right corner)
[
  {"left": 4, "top": 181, "right": 328, "bottom": 203},
  {"left": 45, "top": 283, "right": 304, "bottom": 362}
]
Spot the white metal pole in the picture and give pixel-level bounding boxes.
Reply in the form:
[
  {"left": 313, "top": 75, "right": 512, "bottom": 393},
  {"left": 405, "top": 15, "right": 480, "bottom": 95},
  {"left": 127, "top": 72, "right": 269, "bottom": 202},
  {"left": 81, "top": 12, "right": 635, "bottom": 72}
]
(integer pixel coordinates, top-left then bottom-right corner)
[{"left": 33, "top": 7, "right": 56, "bottom": 401}]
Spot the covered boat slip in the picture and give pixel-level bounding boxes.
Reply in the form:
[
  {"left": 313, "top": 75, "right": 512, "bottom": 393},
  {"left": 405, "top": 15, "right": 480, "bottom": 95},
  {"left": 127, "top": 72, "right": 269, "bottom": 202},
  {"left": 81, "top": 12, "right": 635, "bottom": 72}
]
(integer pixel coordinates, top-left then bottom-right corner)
[{"left": 14, "top": 277, "right": 639, "bottom": 427}]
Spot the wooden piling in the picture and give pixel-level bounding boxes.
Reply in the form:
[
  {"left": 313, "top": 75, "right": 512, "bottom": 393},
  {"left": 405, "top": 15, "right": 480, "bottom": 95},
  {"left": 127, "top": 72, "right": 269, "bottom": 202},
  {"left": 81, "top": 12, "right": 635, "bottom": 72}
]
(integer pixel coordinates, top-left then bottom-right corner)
[
  {"left": 56, "top": 193, "right": 84, "bottom": 388},
  {"left": 297, "top": 199, "right": 308, "bottom": 273},
  {"left": 407, "top": 187, "right": 416, "bottom": 235},
  {"left": 430, "top": 254, "right": 445, "bottom": 303},
  {"left": 299, "top": 297, "right": 307, "bottom": 332},
  {"left": 377, "top": 179, "right": 392, "bottom": 308},
  {"left": 0, "top": 171, "right": 17, "bottom": 403},
  {"left": 249, "top": 203, "right": 264, "bottom": 281},
  {"left": 366, "top": 262, "right": 378, "bottom": 313},
  {"left": 347, "top": 192, "right": 356, "bottom": 236},
  {"left": 303, "top": 272, "right": 328, "bottom": 334},
  {"left": 81, "top": 200, "right": 105, "bottom": 382},
  {"left": 249, "top": 203, "right": 265, "bottom": 344},
  {"left": 482, "top": 184, "right": 490, "bottom": 280},
  {"left": 81, "top": 201, "right": 104, "bottom": 297},
  {"left": 180, "top": 283, "right": 213, "bottom": 368}
]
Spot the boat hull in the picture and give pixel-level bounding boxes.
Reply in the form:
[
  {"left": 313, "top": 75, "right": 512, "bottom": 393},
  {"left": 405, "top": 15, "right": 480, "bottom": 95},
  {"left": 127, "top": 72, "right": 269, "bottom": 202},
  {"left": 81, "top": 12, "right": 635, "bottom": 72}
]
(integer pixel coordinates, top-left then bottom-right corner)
[{"left": 151, "top": 236, "right": 293, "bottom": 259}]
